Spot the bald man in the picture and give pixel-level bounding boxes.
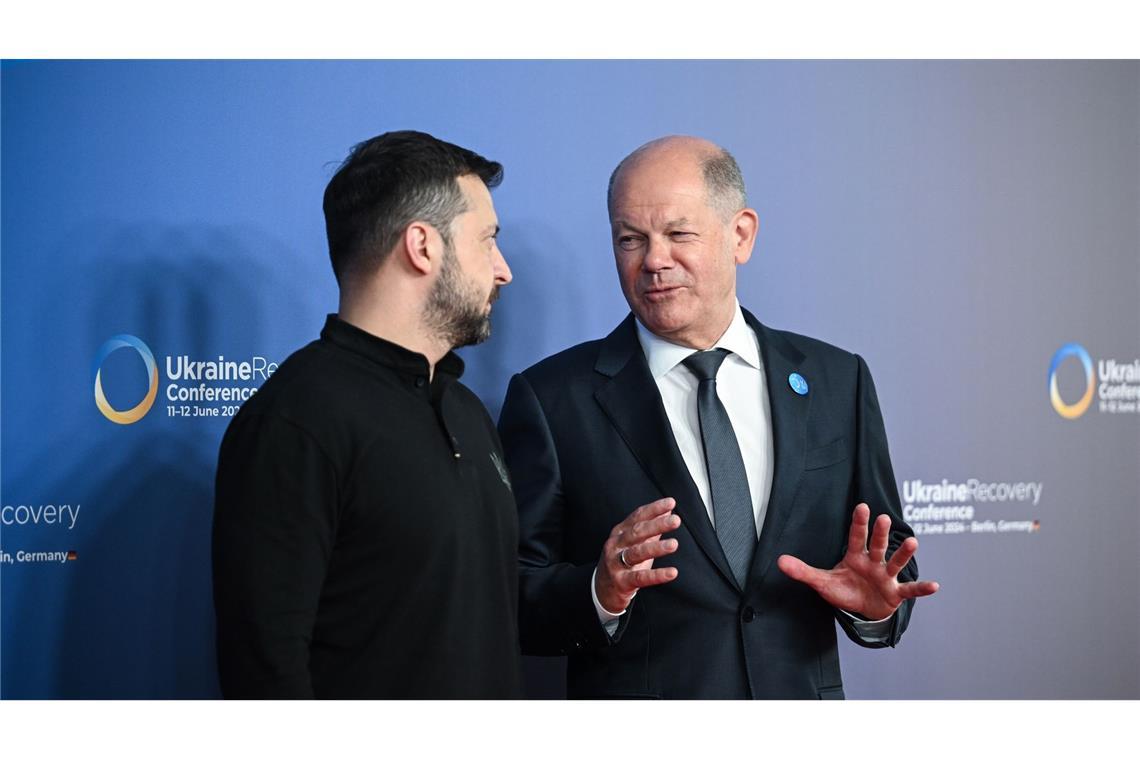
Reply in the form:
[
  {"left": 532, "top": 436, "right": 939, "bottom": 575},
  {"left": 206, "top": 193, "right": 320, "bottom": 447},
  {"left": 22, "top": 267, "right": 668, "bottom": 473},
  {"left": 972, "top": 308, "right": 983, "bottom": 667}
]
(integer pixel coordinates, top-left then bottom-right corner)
[{"left": 498, "top": 136, "right": 937, "bottom": 699}]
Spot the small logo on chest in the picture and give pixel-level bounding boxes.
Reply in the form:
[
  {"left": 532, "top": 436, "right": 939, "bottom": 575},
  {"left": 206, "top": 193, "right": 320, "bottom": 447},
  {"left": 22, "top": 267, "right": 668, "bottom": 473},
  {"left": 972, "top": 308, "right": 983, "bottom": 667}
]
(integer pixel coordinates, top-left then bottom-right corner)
[{"left": 489, "top": 451, "right": 513, "bottom": 492}]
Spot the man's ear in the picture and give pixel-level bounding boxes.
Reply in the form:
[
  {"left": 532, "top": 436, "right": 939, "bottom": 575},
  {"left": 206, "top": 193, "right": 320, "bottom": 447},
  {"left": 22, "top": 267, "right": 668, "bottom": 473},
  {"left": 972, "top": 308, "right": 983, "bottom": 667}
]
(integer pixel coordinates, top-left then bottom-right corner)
[
  {"left": 732, "top": 208, "right": 759, "bottom": 265},
  {"left": 401, "top": 221, "right": 440, "bottom": 275}
]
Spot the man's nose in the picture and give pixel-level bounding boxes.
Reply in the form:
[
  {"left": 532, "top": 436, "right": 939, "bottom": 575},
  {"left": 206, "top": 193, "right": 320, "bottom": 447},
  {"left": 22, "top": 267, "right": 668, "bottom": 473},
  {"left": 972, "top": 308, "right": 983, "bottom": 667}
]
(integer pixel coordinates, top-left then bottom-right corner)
[
  {"left": 643, "top": 236, "right": 674, "bottom": 272},
  {"left": 493, "top": 244, "right": 513, "bottom": 285}
]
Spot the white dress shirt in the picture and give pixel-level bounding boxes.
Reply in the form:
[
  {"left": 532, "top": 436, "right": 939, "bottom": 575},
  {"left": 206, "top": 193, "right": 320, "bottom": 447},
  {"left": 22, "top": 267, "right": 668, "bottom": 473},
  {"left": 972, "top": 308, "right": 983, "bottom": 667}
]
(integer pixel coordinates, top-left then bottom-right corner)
[
  {"left": 637, "top": 303, "right": 775, "bottom": 535},
  {"left": 591, "top": 303, "right": 890, "bottom": 641}
]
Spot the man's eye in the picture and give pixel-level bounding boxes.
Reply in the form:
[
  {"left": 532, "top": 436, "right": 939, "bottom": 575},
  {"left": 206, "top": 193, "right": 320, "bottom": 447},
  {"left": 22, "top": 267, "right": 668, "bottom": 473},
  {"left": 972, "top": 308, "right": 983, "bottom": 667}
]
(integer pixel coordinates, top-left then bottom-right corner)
[
  {"left": 617, "top": 236, "right": 642, "bottom": 251},
  {"left": 670, "top": 231, "right": 696, "bottom": 241}
]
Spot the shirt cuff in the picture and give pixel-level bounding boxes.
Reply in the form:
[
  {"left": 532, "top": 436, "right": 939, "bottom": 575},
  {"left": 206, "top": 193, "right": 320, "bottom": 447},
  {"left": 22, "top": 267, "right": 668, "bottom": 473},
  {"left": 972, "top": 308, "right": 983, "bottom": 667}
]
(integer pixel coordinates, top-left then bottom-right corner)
[
  {"left": 837, "top": 608, "right": 892, "bottom": 644},
  {"left": 591, "top": 567, "right": 631, "bottom": 634}
]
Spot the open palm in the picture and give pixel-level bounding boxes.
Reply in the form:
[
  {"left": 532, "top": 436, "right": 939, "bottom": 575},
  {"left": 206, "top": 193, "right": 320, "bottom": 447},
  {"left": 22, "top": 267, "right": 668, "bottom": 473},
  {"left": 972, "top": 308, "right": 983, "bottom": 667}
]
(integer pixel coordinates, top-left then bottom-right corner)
[{"left": 777, "top": 503, "right": 939, "bottom": 620}]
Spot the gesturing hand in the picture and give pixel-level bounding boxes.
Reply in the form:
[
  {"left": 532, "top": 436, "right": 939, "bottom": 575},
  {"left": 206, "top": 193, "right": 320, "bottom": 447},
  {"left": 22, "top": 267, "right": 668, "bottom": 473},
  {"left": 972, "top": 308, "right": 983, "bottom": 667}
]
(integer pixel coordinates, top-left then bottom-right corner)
[
  {"left": 776, "top": 503, "right": 939, "bottom": 621},
  {"left": 594, "top": 497, "right": 681, "bottom": 614}
]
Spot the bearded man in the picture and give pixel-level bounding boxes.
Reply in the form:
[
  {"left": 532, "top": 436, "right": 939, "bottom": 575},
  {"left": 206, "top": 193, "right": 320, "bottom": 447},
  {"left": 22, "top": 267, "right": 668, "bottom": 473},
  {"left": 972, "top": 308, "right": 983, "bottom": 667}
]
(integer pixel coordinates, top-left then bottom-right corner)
[{"left": 213, "top": 130, "right": 521, "bottom": 698}]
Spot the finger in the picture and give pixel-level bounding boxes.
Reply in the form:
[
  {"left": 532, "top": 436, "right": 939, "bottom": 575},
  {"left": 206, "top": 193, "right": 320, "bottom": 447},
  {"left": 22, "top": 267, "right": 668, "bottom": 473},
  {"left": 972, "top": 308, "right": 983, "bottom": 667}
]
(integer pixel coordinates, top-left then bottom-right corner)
[
  {"left": 868, "top": 513, "right": 891, "bottom": 563},
  {"left": 626, "top": 566, "right": 679, "bottom": 589},
  {"left": 776, "top": 554, "right": 828, "bottom": 593},
  {"left": 621, "top": 537, "right": 679, "bottom": 565},
  {"left": 622, "top": 497, "right": 675, "bottom": 530},
  {"left": 846, "top": 503, "right": 871, "bottom": 556},
  {"left": 885, "top": 537, "right": 918, "bottom": 577},
  {"left": 624, "top": 512, "right": 682, "bottom": 545},
  {"left": 897, "top": 580, "right": 940, "bottom": 599}
]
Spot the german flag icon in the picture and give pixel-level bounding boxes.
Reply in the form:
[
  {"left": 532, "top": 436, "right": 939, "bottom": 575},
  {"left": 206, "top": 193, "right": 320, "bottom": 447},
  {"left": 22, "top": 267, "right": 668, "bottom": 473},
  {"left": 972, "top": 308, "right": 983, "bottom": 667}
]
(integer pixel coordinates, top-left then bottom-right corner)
[{"left": 66, "top": 551, "right": 78, "bottom": 561}]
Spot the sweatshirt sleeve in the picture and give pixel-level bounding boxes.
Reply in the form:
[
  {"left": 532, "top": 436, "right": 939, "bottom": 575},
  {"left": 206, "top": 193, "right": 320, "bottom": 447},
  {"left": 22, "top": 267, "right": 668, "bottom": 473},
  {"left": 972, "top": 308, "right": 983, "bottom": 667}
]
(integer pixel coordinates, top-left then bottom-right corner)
[{"left": 212, "top": 411, "right": 339, "bottom": 698}]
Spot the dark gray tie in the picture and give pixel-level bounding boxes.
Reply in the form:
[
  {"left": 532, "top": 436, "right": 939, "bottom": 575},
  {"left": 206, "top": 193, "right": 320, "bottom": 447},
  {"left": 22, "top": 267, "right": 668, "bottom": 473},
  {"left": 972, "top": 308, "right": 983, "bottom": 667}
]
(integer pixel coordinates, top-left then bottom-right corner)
[{"left": 683, "top": 349, "right": 756, "bottom": 588}]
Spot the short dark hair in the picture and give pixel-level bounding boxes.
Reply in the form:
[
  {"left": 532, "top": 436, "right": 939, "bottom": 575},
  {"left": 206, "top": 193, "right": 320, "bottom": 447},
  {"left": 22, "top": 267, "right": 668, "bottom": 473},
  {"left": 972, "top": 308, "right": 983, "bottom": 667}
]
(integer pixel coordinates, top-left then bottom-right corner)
[{"left": 323, "top": 130, "right": 503, "bottom": 283}]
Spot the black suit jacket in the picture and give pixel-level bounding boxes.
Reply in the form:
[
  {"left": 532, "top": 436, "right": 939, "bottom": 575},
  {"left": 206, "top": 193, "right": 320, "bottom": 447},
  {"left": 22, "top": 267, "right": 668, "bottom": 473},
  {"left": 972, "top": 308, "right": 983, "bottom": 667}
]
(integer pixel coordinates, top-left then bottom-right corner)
[{"left": 498, "top": 309, "right": 917, "bottom": 699}]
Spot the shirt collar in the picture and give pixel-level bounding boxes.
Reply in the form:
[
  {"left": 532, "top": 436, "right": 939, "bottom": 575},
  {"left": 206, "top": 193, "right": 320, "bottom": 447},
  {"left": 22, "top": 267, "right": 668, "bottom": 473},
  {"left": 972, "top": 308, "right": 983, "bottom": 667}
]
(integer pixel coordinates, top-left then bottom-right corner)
[
  {"left": 635, "top": 301, "right": 761, "bottom": 380},
  {"left": 320, "top": 314, "right": 465, "bottom": 380}
]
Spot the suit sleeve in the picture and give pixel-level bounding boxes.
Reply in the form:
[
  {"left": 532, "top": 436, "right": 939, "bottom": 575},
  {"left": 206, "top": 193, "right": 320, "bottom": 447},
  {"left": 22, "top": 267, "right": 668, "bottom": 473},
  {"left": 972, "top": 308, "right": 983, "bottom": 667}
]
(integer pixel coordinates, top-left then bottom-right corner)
[
  {"left": 835, "top": 353, "right": 919, "bottom": 649},
  {"left": 498, "top": 373, "right": 625, "bottom": 656},
  {"left": 212, "top": 412, "right": 338, "bottom": 697}
]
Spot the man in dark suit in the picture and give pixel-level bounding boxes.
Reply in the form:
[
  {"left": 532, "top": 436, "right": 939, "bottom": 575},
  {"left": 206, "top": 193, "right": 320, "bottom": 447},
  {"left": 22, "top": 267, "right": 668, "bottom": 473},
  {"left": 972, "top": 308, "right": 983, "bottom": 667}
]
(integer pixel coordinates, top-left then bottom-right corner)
[{"left": 498, "top": 135, "right": 938, "bottom": 698}]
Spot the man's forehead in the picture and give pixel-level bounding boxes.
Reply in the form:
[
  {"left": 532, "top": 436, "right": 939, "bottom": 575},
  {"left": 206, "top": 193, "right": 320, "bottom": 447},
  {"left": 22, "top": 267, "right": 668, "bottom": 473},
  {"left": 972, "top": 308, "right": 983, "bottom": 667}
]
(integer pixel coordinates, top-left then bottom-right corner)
[
  {"left": 621, "top": 154, "right": 700, "bottom": 182},
  {"left": 458, "top": 173, "right": 493, "bottom": 204},
  {"left": 457, "top": 175, "right": 496, "bottom": 218},
  {"left": 610, "top": 180, "right": 711, "bottom": 224},
  {"left": 457, "top": 206, "right": 498, "bottom": 233},
  {"left": 614, "top": 158, "right": 705, "bottom": 201}
]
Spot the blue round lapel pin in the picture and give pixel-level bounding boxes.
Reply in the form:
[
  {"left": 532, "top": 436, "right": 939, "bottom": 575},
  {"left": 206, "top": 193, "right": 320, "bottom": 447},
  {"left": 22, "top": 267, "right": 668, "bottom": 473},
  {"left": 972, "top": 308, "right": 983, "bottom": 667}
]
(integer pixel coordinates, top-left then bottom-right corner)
[{"left": 788, "top": 372, "right": 809, "bottom": 395}]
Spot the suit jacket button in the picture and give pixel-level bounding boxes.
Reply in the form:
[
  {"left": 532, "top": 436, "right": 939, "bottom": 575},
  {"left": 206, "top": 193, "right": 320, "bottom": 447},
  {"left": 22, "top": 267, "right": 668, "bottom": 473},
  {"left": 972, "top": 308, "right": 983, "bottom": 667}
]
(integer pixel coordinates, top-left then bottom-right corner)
[{"left": 741, "top": 606, "right": 755, "bottom": 623}]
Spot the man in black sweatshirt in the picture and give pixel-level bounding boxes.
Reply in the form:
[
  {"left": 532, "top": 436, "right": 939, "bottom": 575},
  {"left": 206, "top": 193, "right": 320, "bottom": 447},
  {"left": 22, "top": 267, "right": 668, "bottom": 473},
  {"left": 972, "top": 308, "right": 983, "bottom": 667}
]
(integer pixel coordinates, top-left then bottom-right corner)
[{"left": 212, "top": 131, "right": 522, "bottom": 698}]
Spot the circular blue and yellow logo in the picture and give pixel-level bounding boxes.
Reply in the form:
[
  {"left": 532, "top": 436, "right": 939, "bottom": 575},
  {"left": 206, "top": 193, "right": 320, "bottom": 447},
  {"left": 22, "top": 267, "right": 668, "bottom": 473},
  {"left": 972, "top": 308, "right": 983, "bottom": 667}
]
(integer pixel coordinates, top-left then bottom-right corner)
[
  {"left": 93, "top": 335, "right": 159, "bottom": 424},
  {"left": 1048, "top": 343, "right": 1094, "bottom": 420}
]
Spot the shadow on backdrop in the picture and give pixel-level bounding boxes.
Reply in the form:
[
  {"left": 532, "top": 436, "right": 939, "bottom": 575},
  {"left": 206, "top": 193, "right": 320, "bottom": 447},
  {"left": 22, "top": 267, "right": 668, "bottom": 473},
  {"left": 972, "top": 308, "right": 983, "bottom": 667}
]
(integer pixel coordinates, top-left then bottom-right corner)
[{"left": 2, "top": 221, "right": 306, "bottom": 697}]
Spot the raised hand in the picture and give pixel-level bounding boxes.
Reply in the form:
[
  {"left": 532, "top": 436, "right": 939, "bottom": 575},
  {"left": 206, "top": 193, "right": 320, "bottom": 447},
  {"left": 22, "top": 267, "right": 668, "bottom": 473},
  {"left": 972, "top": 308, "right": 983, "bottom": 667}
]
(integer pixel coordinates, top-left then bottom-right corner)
[
  {"left": 776, "top": 502, "right": 939, "bottom": 620},
  {"left": 594, "top": 497, "right": 682, "bottom": 614}
]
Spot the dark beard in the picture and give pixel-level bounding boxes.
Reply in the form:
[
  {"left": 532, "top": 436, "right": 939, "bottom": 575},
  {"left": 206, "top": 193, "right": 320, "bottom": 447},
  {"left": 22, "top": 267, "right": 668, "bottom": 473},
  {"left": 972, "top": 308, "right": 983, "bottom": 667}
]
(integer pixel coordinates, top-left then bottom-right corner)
[{"left": 424, "top": 244, "right": 497, "bottom": 349}]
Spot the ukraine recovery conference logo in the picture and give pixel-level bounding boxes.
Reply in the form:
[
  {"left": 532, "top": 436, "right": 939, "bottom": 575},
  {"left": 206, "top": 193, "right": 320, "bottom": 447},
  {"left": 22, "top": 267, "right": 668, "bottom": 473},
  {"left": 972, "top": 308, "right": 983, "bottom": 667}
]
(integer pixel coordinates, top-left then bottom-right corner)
[
  {"left": 1048, "top": 343, "right": 1094, "bottom": 419},
  {"left": 93, "top": 334, "right": 159, "bottom": 424}
]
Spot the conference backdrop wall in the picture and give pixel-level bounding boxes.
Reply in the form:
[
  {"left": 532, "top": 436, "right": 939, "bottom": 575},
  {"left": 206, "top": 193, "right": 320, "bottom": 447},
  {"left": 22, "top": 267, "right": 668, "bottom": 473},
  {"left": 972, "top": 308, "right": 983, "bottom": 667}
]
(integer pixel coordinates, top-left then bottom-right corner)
[{"left": 2, "top": 60, "right": 1137, "bottom": 699}]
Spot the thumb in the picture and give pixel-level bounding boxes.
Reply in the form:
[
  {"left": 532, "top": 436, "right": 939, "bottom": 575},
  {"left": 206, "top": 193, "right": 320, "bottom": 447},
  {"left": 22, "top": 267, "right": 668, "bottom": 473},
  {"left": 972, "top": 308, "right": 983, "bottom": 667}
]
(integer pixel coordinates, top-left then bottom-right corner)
[{"left": 777, "top": 554, "right": 826, "bottom": 592}]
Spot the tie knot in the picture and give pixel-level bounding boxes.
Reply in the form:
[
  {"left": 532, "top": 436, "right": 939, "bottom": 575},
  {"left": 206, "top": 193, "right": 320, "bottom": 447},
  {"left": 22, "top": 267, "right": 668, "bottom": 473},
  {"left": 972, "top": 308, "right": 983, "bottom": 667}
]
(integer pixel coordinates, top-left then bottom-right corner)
[{"left": 682, "top": 348, "right": 730, "bottom": 381}]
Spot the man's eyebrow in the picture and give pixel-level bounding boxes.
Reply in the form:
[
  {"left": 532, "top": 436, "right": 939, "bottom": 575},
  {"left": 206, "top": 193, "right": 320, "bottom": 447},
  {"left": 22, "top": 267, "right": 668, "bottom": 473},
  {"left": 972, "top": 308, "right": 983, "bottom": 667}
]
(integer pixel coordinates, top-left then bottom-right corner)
[
  {"left": 611, "top": 217, "right": 693, "bottom": 232},
  {"left": 611, "top": 219, "right": 644, "bottom": 232}
]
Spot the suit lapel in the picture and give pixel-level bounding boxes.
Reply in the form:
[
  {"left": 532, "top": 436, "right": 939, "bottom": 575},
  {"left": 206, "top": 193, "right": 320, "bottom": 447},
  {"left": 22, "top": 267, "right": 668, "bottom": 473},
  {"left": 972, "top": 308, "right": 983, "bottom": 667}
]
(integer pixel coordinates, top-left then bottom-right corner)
[
  {"left": 744, "top": 310, "right": 810, "bottom": 589},
  {"left": 593, "top": 316, "right": 740, "bottom": 591}
]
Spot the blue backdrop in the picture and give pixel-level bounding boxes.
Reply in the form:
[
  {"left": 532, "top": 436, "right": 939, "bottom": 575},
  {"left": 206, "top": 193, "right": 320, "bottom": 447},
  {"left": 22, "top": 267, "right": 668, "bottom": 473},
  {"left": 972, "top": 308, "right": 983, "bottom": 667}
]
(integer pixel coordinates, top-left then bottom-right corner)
[{"left": 2, "top": 60, "right": 1138, "bottom": 698}]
